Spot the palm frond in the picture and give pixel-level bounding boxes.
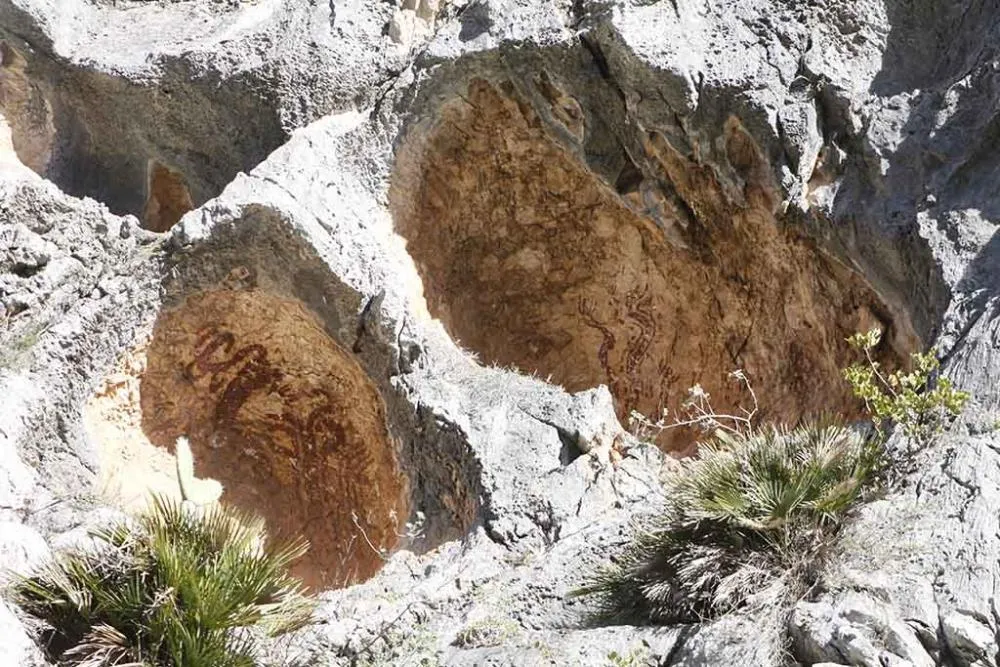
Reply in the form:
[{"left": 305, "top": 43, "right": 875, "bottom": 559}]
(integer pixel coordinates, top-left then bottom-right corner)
[
  {"left": 577, "top": 418, "right": 881, "bottom": 623},
  {"left": 10, "top": 494, "right": 317, "bottom": 665}
]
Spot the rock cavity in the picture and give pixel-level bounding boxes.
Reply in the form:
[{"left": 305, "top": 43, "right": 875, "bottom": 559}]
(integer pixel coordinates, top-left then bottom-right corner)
[
  {"left": 88, "top": 288, "right": 409, "bottom": 590},
  {"left": 391, "top": 78, "right": 914, "bottom": 453}
]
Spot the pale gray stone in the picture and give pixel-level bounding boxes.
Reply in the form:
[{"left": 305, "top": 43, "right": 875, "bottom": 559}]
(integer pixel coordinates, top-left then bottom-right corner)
[
  {"left": 940, "top": 611, "right": 998, "bottom": 667},
  {"left": 2, "top": 0, "right": 1000, "bottom": 665},
  {"left": 0, "top": 600, "right": 45, "bottom": 667},
  {"left": 0, "top": 521, "right": 48, "bottom": 585}
]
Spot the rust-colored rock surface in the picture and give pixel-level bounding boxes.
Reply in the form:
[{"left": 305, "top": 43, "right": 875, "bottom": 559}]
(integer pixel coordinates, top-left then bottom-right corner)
[
  {"left": 140, "top": 289, "right": 409, "bottom": 589},
  {"left": 142, "top": 162, "right": 194, "bottom": 232},
  {"left": 0, "top": 42, "right": 53, "bottom": 175},
  {"left": 392, "top": 79, "right": 911, "bottom": 453}
]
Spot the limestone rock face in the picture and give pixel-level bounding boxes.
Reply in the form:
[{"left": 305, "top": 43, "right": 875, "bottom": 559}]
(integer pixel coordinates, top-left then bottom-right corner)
[
  {"left": 0, "top": 599, "right": 45, "bottom": 667},
  {"left": 2, "top": 0, "right": 1000, "bottom": 665}
]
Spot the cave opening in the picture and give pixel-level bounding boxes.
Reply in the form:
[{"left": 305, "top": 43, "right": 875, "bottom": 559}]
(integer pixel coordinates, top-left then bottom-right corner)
[
  {"left": 390, "top": 78, "right": 914, "bottom": 454},
  {"left": 0, "top": 42, "right": 193, "bottom": 233}
]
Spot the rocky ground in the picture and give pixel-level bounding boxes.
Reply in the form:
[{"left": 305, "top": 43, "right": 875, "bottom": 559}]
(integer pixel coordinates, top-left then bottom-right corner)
[{"left": 2, "top": 0, "right": 1000, "bottom": 665}]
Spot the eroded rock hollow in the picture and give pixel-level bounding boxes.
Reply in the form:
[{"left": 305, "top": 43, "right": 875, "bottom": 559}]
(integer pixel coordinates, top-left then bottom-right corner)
[
  {"left": 392, "top": 79, "right": 913, "bottom": 453},
  {"left": 138, "top": 289, "right": 409, "bottom": 590},
  {"left": 0, "top": 32, "right": 287, "bottom": 232},
  {"left": 4, "top": 0, "right": 1000, "bottom": 664}
]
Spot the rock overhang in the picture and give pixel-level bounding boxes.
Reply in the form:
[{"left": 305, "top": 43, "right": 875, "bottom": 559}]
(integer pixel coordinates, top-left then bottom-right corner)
[
  {"left": 387, "top": 40, "right": 924, "bottom": 452},
  {"left": 23, "top": 17, "right": 937, "bottom": 575},
  {"left": 3, "top": 0, "right": 997, "bottom": 663},
  {"left": 86, "top": 200, "right": 483, "bottom": 590}
]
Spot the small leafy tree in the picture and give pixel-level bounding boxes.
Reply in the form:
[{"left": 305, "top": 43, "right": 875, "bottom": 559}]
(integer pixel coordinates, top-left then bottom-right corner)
[
  {"left": 843, "top": 328, "right": 969, "bottom": 443},
  {"left": 10, "top": 497, "right": 316, "bottom": 666}
]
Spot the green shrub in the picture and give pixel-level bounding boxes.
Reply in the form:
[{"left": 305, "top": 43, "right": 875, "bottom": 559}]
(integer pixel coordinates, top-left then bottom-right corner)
[
  {"left": 578, "top": 329, "right": 971, "bottom": 626},
  {"left": 574, "top": 420, "right": 875, "bottom": 623},
  {"left": 843, "top": 328, "right": 969, "bottom": 444},
  {"left": 606, "top": 645, "right": 650, "bottom": 667},
  {"left": 10, "top": 497, "right": 315, "bottom": 666}
]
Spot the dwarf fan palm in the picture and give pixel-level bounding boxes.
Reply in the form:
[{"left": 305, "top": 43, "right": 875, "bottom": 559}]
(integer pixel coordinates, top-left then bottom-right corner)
[
  {"left": 11, "top": 496, "right": 315, "bottom": 666},
  {"left": 575, "top": 419, "right": 877, "bottom": 623}
]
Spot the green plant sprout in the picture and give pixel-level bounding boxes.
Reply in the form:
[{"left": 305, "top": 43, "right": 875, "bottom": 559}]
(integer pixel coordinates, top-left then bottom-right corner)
[{"left": 843, "top": 328, "right": 969, "bottom": 443}]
